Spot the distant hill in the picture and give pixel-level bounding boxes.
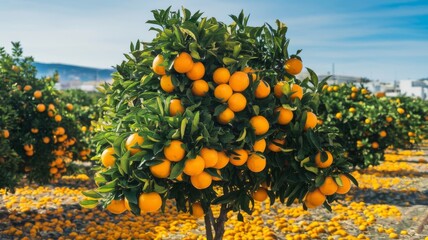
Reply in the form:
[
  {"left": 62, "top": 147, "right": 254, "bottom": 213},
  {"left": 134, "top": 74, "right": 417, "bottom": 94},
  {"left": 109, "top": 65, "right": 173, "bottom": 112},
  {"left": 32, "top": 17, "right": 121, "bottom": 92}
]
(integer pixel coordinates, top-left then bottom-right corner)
[{"left": 34, "top": 62, "right": 114, "bottom": 82}]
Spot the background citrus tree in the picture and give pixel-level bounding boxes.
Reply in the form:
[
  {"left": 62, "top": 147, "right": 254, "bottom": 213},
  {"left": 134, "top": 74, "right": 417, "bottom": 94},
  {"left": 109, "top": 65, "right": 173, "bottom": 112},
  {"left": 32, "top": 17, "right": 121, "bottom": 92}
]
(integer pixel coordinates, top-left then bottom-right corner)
[
  {"left": 0, "top": 42, "right": 86, "bottom": 185},
  {"left": 319, "top": 84, "right": 427, "bottom": 168},
  {"left": 81, "top": 8, "right": 356, "bottom": 239}
]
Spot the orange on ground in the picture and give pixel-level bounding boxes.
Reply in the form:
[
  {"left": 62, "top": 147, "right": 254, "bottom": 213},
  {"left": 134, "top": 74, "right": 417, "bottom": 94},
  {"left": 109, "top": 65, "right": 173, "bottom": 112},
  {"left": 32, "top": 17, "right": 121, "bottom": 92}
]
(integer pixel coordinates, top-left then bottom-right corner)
[
  {"left": 101, "top": 147, "right": 116, "bottom": 167},
  {"left": 200, "top": 148, "right": 218, "bottom": 168},
  {"left": 304, "top": 112, "right": 317, "bottom": 130},
  {"left": 319, "top": 176, "right": 338, "bottom": 195},
  {"left": 190, "top": 171, "right": 212, "bottom": 189},
  {"left": 191, "top": 203, "right": 204, "bottom": 218},
  {"left": 305, "top": 189, "right": 326, "bottom": 207},
  {"left": 36, "top": 104, "right": 46, "bottom": 112},
  {"left": 214, "top": 151, "right": 229, "bottom": 169},
  {"left": 276, "top": 107, "right": 293, "bottom": 125},
  {"left": 173, "top": 52, "right": 194, "bottom": 73},
  {"left": 160, "top": 75, "right": 175, "bottom": 93},
  {"left": 336, "top": 174, "right": 352, "bottom": 194},
  {"left": 214, "top": 84, "right": 233, "bottom": 102},
  {"left": 227, "top": 93, "right": 247, "bottom": 112},
  {"left": 255, "top": 80, "right": 271, "bottom": 99},
  {"left": 107, "top": 199, "right": 127, "bottom": 214},
  {"left": 247, "top": 154, "right": 266, "bottom": 173},
  {"left": 169, "top": 99, "right": 185, "bottom": 116},
  {"left": 268, "top": 139, "right": 285, "bottom": 152},
  {"left": 290, "top": 84, "right": 303, "bottom": 100},
  {"left": 213, "top": 67, "right": 230, "bottom": 84},
  {"left": 284, "top": 58, "right": 303, "bottom": 75},
  {"left": 152, "top": 54, "right": 166, "bottom": 75},
  {"left": 229, "top": 71, "right": 249, "bottom": 92},
  {"left": 230, "top": 149, "right": 248, "bottom": 166},
  {"left": 164, "top": 140, "right": 186, "bottom": 162},
  {"left": 191, "top": 80, "right": 209, "bottom": 96},
  {"left": 250, "top": 115, "right": 269, "bottom": 135},
  {"left": 253, "top": 139, "right": 266, "bottom": 152},
  {"left": 252, "top": 187, "right": 268, "bottom": 202},
  {"left": 186, "top": 62, "right": 205, "bottom": 80},
  {"left": 125, "top": 133, "right": 144, "bottom": 155},
  {"left": 217, "top": 108, "right": 235, "bottom": 124},
  {"left": 150, "top": 159, "right": 171, "bottom": 178},
  {"left": 315, "top": 151, "right": 333, "bottom": 168},
  {"left": 139, "top": 192, "right": 162, "bottom": 213},
  {"left": 183, "top": 155, "right": 205, "bottom": 176}
]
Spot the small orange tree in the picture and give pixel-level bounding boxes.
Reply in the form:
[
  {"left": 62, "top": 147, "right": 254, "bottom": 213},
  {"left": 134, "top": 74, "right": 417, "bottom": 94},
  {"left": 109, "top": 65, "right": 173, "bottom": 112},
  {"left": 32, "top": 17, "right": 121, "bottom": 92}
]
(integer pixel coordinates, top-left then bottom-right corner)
[
  {"left": 82, "top": 8, "right": 356, "bottom": 239},
  {"left": 0, "top": 42, "right": 85, "bottom": 185}
]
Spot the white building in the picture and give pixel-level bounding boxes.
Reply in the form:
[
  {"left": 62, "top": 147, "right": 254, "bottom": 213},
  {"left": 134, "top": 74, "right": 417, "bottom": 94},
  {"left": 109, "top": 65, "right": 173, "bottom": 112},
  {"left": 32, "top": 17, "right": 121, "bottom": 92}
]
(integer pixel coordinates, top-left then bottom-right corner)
[{"left": 399, "top": 79, "right": 427, "bottom": 100}]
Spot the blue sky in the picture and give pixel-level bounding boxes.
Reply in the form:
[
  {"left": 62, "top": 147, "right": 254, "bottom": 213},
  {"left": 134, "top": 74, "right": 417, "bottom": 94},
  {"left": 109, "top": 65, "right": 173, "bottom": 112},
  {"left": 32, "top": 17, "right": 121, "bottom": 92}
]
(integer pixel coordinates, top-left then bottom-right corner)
[{"left": 0, "top": 0, "right": 427, "bottom": 82}]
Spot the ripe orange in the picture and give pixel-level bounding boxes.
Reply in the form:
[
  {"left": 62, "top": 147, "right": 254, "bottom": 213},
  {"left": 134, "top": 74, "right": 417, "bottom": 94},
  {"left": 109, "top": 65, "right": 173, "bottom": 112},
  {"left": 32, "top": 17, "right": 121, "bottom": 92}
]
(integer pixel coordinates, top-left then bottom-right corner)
[
  {"left": 255, "top": 80, "right": 271, "bottom": 98},
  {"left": 397, "top": 107, "right": 405, "bottom": 114},
  {"left": 253, "top": 139, "right": 266, "bottom": 152},
  {"left": 243, "top": 66, "right": 257, "bottom": 81},
  {"left": 42, "top": 137, "right": 51, "bottom": 144},
  {"left": 164, "top": 140, "right": 186, "bottom": 162},
  {"left": 55, "top": 127, "right": 66, "bottom": 135},
  {"left": 314, "top": 151, "right": 333, "bottom": 168},
  {"left": 247, "top": 154, "right": 266, "bottom": 173},
  {"left": 213, "top": 67, "right": 230, "bottom": 84},
  {"left": 2, "top": 130, "right": 9, "bottom": 138},
  {"left": 214, "top": 151, "right": 229, "bottom": 169},
  {"left": 371, "top": 142, "right": 379, "bottom": 149},
  {"left": 34, "top": 90, "right": 42, "bottom": 99},
  {"left": 268, "top": 139, "right": 285, "bottom": 152},
  {"left": 250, "top": 115, "right": 269, "bottom": 135},
  {"left": 229, "top": 71, "right": 249, "bottom": 92},
  {"left": 169, "top": 99, "right": 185, "bottom": 116},
  {"left": 124, "top": 198, "right": 131, "bottom": 211},
  {"left": 50, "top": 167, "right": 58, "bottom": 174},
  {"left": 23, "top": 85, "right": 32, "bottom": 91},
  {"left": 186, "top": 62, "right": 205, "bottom": 80},
  {"left": 139, "top": 192, "right": 162, "bottom": 213},
  {"left": 349, "top": 107, "right": 356, "bottom": 113},
  {"left": 125, "top": 133, "right": 144, "bottom": 155},
  {"left": 274, "top": 81, "right": 285, "bottom": 98},
  {"left": 160, "top": 75, "right": 175, "bottom": 93},
  {"left": 276, "top": 107, "right": 293, "bottom": 125},
  {"left": 191, "top": 171, "right": 212, "bottom": 189},
  {"left": 191, "top": 203, "right": 204, "bottom": 218},
  {"left": 173, "top": 52, "right": 194, "bottom": 73},
  {"left": 230, "top": 149, "right": 248, "bottom": 166},
  {"left": 336, "top": 174, "right": 352, "bottom": 194},
  {"left": 107, "top": 199, "right": 127, "bottom": 214},
  {"left": 200, "top": 148, "right": 218, "bottom": 168},
  {"left": 305, "top": 189, "right": 325, "bottom": 207},
  {"left": 284, "top": 58, "right": 303, "bottom": 75},
  {"left": 152, "top": 54, "right": 166, "bottom": 75},
  {"left": 214, "top": 84, "right": 233, "bottom": 102},
  {"left": 290, "top": 84, "right": 303, "bottom": 100},
  {"left": 386, "top": 116, "right": 393, "bottom": 123},
  {"left": 183, "top": 155, "right": 205, "bottom": 176},
  {"left": 191, "top": 80, "right": 209, "bottom": 96},
  {"left": 351, "top": 86, "right": 358, "bottom": 92},
  {"left": 54, "top": 115, "right": 62, "bottom": 122},
  {"left": 335, "top": 112, "right": 342, "bottom": 119},
  {"left": 304, "top": 112, "right": 317, "bottom": 130},
  {"left": 319, "top": 176, "right": 338, "bottom": 195},
  {"left": 379, "top": 130, "right": 387, "bottom": 138},
  {"left": 31, "top": 128, "right": 38, "bottom": 134},
  {"left": 101, "top": 147, "right": 116, "bottom": 167},
  {"left": 26, "top": 150, "right": 34, "bottom": 157},
  {"left": 23, "top": 144, "right": 33, "bottom": 152},
  {"left": 149, "top": 159, "right": 171, "bottom": 178},
  {"left": 217, "top": 108, "right": 235, "bottom": 124},
  {"left": 252, "top": 187, "right": 268, "bottom": 202},
  {"left": 228, "top": 93, "right": 247, "bottom": 112},
  {"left": 66, "top": 103, "right": 73, "bottom": 111},
  {"left": 36, "top": 104, "right": 46, "bottom": 112}
]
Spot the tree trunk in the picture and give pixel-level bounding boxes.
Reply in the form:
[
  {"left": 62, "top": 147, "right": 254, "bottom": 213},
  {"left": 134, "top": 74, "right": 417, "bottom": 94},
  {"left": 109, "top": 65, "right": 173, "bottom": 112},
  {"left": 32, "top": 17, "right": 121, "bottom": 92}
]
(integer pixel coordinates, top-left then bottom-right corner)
[{"left": 204, "top": 204, "right": 230, "bottom": 240}]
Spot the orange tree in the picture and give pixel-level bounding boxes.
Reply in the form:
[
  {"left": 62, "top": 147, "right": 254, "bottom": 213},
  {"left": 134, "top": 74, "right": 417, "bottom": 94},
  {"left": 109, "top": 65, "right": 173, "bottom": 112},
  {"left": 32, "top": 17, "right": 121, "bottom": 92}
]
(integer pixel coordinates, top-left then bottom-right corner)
[
  {"left": 81, "top": 8, "right": 356, "bottom": 239},
  {"left": 319, "top": 84, "right": 427, "bottom": 168},
  {"left": 0, "top": 42, "right": 85, "bottom": 184}
]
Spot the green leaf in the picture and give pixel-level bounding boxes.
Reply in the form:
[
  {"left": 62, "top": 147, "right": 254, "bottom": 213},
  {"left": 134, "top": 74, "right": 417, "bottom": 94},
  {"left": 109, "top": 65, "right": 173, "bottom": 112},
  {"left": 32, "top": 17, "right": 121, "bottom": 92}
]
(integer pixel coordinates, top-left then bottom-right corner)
[
  {"left": 223, "top": 57, "right": 237, "bottom": 65},
  {"left": 180, "top": 118, "right": 188, "bottom": 139},
  {"left": 169, "top": 161, "right": 185, "bottom": 180},
  {"left": 79, "top": 199, "right": 98, "bottom": 209},
  {"left": 82, "top": 190, "right": 103, "bottom": 199},
  {"left": 190, "top": 111, "right": 200, "bottom": 135},
  {"left": 120, "top": 151, "right": 131, "bottom": 174},
  {"left": 236, "top": 128, "right": 247, "bottom": 142}
]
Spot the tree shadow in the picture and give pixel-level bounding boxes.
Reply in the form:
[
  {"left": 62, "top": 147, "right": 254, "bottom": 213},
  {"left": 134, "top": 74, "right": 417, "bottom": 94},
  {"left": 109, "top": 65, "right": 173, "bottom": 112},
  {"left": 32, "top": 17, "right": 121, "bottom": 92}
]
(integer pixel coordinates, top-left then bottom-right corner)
[
  {"left": 342, "top": 188, "right": 428, "bottom": 206},
  {"left": 358, "top": 169, "right": 428, "bottom": 178}
]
